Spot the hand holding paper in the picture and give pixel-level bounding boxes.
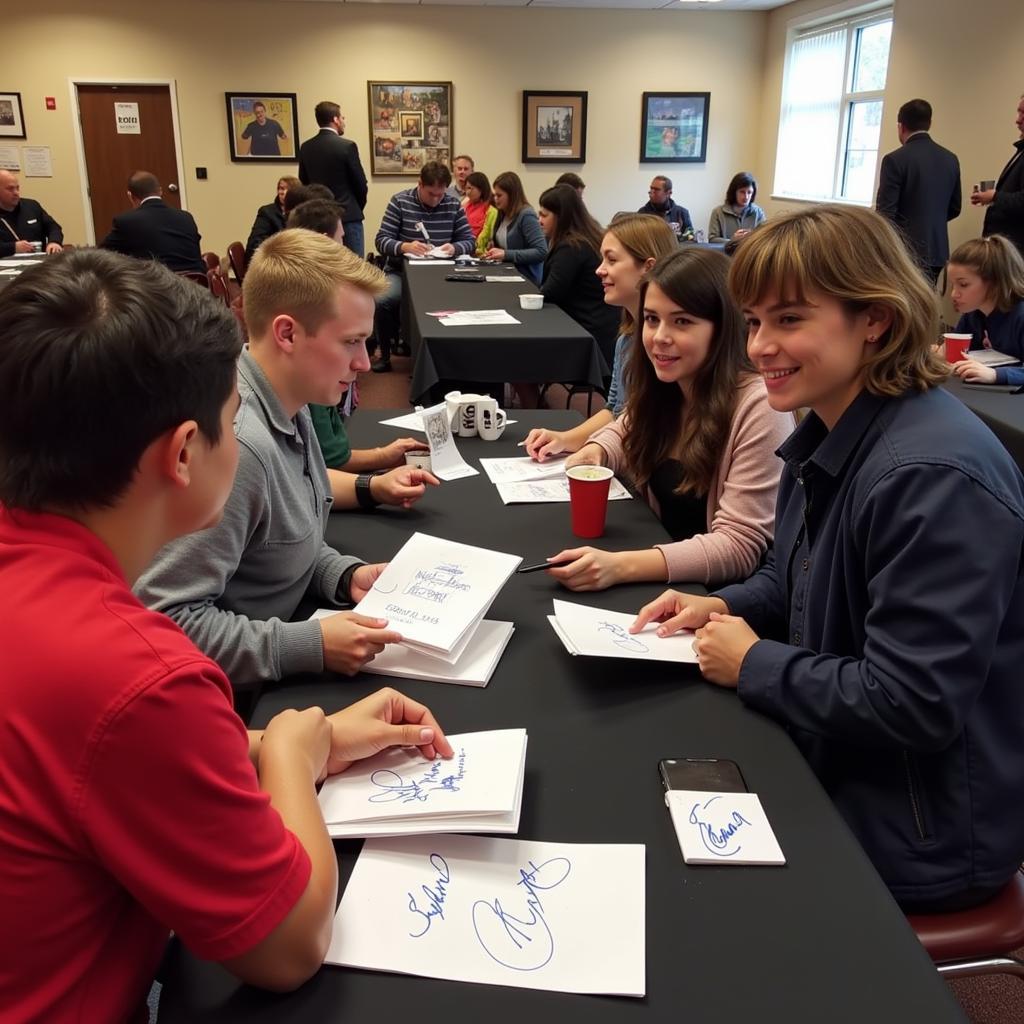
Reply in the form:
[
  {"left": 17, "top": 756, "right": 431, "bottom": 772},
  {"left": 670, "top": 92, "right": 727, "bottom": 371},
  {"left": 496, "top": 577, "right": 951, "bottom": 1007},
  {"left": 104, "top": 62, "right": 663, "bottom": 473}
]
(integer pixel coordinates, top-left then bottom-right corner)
[{"left": 549, "top": 599, "right": 698, "bottom": 663}]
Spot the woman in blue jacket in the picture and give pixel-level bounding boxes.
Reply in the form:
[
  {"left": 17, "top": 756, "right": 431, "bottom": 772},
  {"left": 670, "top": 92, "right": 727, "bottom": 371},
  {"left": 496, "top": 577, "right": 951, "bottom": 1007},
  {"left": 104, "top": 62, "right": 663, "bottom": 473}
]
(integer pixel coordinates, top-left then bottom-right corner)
[
  {"left": 483, "top": 171, "right": 547, "bottom": 284},
  {"left": 632, "top": 204, "right": 1024, "bottom": 914}
]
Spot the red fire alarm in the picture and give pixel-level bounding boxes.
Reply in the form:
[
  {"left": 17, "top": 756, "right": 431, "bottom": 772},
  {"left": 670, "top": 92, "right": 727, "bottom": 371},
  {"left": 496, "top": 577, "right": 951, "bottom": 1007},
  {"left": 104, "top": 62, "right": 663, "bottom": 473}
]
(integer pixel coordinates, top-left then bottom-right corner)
[{"left": 45, "top": 97, "right": 56, "bottom": 110}]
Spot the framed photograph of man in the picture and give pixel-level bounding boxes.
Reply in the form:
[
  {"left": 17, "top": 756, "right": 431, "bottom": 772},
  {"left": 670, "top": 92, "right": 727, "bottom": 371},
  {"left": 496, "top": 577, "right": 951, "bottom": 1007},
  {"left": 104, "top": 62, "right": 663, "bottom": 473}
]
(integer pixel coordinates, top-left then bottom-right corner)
[
  {"left": 225, "top": 93, "right": 298, "bottom": 162},
  {"left": 368, "top": 82, "right": 452, "bottom": 176},
  {"left": 640, "top": 92, "right": 710, "bottom": 163},
  {"left": 522, "top": 91, "right": 587, "bottom": 164},
  {"left": 0, "top": 92, "right": 26, "bottom": 139}
]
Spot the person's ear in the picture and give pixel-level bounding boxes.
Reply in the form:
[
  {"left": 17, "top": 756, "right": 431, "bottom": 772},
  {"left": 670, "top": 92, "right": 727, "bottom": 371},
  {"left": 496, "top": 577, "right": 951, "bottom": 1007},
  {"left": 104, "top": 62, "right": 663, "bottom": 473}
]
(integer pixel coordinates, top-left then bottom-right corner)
[
  {"left": 160, "top": 421, "right": 200, "bottom": 489},
  {"left": 643, "top": 257, "right": 657, "bottom": 272},
  {"left": 270, "top": 313, "right": 300, "bottom": 353},
  {"left": 864, "top": 303, "right": 893, "bottom": 344}
]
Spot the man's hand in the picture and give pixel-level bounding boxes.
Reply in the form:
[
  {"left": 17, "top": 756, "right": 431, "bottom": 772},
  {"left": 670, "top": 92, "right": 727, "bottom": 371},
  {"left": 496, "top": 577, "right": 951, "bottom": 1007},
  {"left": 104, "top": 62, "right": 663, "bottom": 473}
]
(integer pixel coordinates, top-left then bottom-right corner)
[
  {"left": 524, "top": 428, "right": 569, "bottom": 462},
  {"left": 437, "top": 243, "right": 455, "bottom": 256},
  {"left": 952, "top": 359, "right": 998, "bottom": 383},
  {"left": 564, "top": 443, "right": 605, "bottom": 469},
  {"left": 971, "top": 188, "right": 996, "bottom": 207},
  {"left": 13, "top": 240, "right": 32, "bottom": 254},
  {"left": 371, "top": 466, "right": 440, "bottom": 508},
  {"left": 260, "top": 706, "right": 332, "bottom": 784},
  {"left": 403, "top": 241, "right": 431, "bottom": 257},
  {"left": 631, "top": 590, "right": 728, "bottom": 636},
  {"left": 547, "top": 547, "right": 624, "bottom": 591},
  {"left": 319, "top": 611, "right": 402, "bottom": 676},
  {"left": 45, "top": 242, "right": 63, "bottom": 254},
  {"left": 349, "top": 563, "right": 387, "bottom": 602},
  {"left": 692, "top": 612, "right": 760, "bottom": 687},
  {"left": 324, "top": 688, "right": 454, "bottom": 776},
  {"left": 371, "top": 438, "right": 429, "bottom": 468}
]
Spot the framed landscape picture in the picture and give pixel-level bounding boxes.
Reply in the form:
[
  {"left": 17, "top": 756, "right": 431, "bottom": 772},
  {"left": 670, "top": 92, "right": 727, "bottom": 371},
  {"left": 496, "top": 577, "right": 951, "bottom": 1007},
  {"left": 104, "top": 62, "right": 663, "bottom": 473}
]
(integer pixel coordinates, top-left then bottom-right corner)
[
  {"left": 225, "top": 93, "right": 298, "bottom": 162},
  {"left": 640, "top": 92, "right": 710, "bottom": 163},
  {"left": 522, "top": 91, "right": 587, "bottom": 163},
  {"left": 0, "top": 92, "right": 26, "bottom": 139},
  {"left": 368, "top": 82, "right": 452, "bottom": 176}
]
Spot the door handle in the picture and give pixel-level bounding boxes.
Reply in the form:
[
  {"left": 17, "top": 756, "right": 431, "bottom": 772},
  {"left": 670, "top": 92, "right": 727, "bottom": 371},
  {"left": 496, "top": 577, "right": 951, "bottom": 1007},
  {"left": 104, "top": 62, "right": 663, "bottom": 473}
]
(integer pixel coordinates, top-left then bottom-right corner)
[{"left": 167, "top": 183, "right": 179, "bottom": 193}]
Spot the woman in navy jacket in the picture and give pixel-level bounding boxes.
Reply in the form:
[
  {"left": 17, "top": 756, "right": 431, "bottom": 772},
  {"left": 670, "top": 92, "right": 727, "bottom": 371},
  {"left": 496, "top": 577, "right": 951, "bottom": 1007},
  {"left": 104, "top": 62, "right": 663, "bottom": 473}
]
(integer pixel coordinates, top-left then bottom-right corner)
[
  {"left": 483, "top": 171, "right": 547, "bottom": 284},
  {"left": 632, "top": 205, "right": 1024, "bottom": 913},
  {"left": 244, "top": 175, "right": 299, "bottom": 264}
]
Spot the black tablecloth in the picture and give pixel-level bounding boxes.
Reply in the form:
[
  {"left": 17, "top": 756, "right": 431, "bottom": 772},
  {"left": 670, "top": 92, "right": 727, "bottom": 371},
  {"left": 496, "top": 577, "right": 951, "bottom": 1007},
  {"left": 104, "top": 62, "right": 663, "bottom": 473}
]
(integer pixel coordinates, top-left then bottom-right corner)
[
  {"left": 156, "top": 410, "right": 965, "bottom": 1024},
  {"left": 404, "top": 265, "right": 609, "bottom": 404},
  {"left": 946, "top": 377, "right": 1024, "bottom": 470}
]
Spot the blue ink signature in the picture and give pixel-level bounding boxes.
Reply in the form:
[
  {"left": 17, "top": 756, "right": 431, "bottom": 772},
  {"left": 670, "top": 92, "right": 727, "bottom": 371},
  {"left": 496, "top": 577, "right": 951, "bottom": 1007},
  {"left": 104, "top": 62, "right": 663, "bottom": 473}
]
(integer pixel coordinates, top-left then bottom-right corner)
[
  {"left": 472, "top": 857, "right": 572, "bottom": 971},
  {"left": 407, "top": 853, "right": 451, "bottom": 938},
  {"left": 368, "top": 748, "right": 467, "bottom": 804},
  {"left": 688, "top": 795, "right": 751, "bottom": 857},
  {"left": 597, "top": 620, "right": 649, "bottom": 654}
]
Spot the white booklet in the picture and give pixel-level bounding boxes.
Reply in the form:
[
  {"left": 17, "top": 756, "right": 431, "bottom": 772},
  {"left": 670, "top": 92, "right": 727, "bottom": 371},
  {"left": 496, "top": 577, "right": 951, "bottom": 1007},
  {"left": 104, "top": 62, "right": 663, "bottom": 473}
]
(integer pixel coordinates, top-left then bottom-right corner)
[
  {"left": 325, "top": 834, "right": 646, "bottom": 997},
  {"left": 308, "top": 612, "right": 513, "bottom": 687},
  {"left": 666, "top": 790, "right": 786, "bottom": 866},
  {"left": 965, "top": 348, "right": 1020, "bottom": 367},
  {"left": 354, "top": 532, "right": 521, "bottom": 658},
  {"left": 318, "top": 730, "right": 527, "bottom": 837},
  {"left": 439, "top": 309, "right": 521, "bottom": 327},
  {"left": 479, "top": 455, "right": 568, "bottom": 483},
  {"left": 420, "top": 401, "right": 478, "bottom": 481},
  {"left": 549, "top": 599, "right": 698, "bottom": 663},
  {"left": 496, "top": 477, "right": 632, "bottom": 504}
]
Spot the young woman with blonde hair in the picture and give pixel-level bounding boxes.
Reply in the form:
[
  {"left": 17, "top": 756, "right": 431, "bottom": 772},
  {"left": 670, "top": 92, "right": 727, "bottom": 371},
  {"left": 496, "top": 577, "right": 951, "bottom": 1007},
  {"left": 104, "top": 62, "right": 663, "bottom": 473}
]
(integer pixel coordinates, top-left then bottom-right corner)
[{"left": 632, "top": 204, "right": 1024, "bottom": 914}]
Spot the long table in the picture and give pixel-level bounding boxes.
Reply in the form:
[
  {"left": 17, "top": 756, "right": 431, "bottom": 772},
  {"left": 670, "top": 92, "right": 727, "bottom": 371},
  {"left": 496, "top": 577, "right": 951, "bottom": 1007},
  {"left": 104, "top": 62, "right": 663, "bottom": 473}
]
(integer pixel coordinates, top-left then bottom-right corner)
[
  {"left": 946, "top": 377, "right": 1024, "bottom": 469},
  {"left": 403, "top": 264, "right": 609, "bottom": 405},
  {"left": 156, "top": 410, "right": 965, "bottom": 1024}
]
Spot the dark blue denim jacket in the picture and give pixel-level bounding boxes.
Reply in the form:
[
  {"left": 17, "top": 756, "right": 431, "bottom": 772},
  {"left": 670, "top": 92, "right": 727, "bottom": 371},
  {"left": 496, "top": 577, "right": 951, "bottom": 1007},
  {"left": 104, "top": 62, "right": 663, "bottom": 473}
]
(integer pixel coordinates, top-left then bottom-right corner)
[{"left": 716, "top": 386, "right": 1024, "bottom": 904}]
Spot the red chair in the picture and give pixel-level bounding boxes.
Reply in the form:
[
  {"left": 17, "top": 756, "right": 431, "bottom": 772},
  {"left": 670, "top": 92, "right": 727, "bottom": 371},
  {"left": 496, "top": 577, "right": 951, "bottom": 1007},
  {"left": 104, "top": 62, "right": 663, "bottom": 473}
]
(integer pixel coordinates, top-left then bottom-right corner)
[
  {"left": 908, "top": 870, "right": 1024, "bottom": 981},
  {"left": 202, "top": 251, "right": 221, "bottom": 272},
  {"left": 207, "top": 268, "right": 231, "bottom": 308},
  {"left": 176, "top": 270, "right": 210, "bottom": 289},
  {"left": 227, "top": 241, "right": 247, "bottom": 284}
]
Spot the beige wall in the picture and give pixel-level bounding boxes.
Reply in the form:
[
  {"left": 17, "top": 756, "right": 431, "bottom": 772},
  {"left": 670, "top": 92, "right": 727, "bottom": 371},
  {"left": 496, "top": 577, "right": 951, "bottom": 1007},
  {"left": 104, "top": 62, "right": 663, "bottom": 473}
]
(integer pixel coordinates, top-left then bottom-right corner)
[
  {"left": 6, "top": 0, "right": 766, "bottom": 256},
  {"left": 758, "top": 0, "right": 1024, "bottom": 254}
]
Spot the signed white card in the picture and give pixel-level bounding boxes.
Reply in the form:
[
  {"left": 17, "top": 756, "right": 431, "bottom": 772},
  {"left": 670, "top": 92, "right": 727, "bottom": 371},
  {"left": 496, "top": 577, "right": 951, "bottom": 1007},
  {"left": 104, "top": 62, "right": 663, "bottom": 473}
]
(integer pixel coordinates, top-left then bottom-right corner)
[
  {"left": 354, "top": 532, "right": 520, "bottom": 656},
  {"left": 496, "top": 477, "right": 631, "bottom": 505},
  {"left": 325, "top": 834, "right": 646, "bottom": 997},
  {"left": 438, "top": 309, "right": 521, "bottom": 327},
  {"left": 420, "top": 402, "right": 478, "bottom": 481},
  {"left": 666, "top": 791, "right": 786, "bottom": 866},
  {"left": 549, "top": 599, "right": 698, "bottom": 664},
  {"left": 318, "top": 729, "right": 526, "bottom": 825}
]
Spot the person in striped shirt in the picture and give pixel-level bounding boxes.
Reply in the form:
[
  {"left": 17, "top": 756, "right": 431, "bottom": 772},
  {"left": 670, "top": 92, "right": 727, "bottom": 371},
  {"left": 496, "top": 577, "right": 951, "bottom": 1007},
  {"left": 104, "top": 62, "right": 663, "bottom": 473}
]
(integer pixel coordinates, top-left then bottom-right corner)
[{"left": 372, "top": 161, "right": 475, "bottom": 371}]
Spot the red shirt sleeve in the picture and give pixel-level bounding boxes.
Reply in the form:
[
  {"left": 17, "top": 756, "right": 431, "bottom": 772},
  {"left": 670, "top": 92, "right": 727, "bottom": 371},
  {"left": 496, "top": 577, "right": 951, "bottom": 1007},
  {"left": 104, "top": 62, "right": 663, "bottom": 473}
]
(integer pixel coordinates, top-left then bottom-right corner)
[{"left": 76, "top": 660, "right": 312, "bottom": 961}]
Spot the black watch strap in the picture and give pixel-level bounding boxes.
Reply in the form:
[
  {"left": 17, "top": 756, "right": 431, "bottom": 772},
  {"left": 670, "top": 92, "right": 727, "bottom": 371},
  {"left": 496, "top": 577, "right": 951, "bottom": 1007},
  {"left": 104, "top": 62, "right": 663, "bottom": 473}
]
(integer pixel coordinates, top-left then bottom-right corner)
[{"left": 355, "top": 473, "right": 380, "bottom": 509}]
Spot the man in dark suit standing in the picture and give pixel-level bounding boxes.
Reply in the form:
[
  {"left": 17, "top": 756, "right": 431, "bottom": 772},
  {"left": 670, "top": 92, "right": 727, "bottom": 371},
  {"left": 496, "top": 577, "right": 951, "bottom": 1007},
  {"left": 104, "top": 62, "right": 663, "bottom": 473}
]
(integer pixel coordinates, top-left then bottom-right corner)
[
  {"left": 100, "top": 171, "right": 204, "bottom": 275},
  {"left": 875, "top": 99, "right": 961, "bottom": 283},
  {"left": 972, "top": 93, "right": 1024, "bottom": 255},
  {"left": 298, "top": 101, "right": 368, "bottom": 257}
]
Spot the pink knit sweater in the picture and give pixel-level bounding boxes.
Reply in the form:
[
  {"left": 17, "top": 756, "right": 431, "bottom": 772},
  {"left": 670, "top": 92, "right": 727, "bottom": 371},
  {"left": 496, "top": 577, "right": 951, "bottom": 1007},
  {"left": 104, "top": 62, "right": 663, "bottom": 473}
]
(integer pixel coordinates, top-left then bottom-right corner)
[{"left": 586, "top": 377, "right": 795, "bottom": 585}]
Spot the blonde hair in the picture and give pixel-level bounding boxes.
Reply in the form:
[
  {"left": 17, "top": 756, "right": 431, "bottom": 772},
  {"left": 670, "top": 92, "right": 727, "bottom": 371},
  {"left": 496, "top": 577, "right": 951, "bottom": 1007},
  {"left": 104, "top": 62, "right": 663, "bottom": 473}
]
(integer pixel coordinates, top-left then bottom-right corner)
[
  {"left": 948, "top": 235, "right": 1024, "bottom": 313},
  {"left": 604, "top": 214, "right": 678, "bottom": 335},
  {"left": 243, "top": 229, "right": 386, "bottom": 338},
  {"left": 728, "top": 204, "right": 947, "bottom": 395}
]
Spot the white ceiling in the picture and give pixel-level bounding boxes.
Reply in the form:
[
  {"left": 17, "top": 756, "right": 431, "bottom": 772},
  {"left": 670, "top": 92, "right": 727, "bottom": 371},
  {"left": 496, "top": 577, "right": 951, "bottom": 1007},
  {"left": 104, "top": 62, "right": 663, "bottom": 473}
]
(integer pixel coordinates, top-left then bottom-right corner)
[{"left": 282, "top": 0, "right": 786, "bottom": 9}]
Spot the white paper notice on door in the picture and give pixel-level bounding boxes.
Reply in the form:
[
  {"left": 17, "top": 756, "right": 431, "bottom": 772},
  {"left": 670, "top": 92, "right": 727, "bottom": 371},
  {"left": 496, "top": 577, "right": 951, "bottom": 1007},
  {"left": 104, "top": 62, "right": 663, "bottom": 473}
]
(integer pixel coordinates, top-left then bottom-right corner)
[{"left": 325, "top": 834, "right": 646, "bottom": 996}]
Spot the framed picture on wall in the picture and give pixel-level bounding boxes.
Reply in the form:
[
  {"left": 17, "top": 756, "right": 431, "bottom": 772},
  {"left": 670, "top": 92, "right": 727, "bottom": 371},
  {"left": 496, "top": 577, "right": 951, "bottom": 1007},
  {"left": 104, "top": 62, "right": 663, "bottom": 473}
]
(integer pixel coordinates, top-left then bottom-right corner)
[
  {"left": 640, "top": 92, "right": 710, "bottom": 163},
  {"left": 522, "top": 91, "right": 587, "bottom": 164},
  {"left": 224, "top": 93, "right": 298, "bottom": 162},
  {"left": 368, "top": 82, "right": 452, "bottom": 176},
  {"left": 0, "top": 92, "right": 26, "bottom": 139}
]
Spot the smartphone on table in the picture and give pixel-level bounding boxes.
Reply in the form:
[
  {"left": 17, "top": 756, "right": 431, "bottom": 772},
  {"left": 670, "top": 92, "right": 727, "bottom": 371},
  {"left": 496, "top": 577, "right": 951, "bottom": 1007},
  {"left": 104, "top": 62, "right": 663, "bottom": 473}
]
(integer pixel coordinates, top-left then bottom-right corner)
[{"left": 658, "top": 757, "right": 748, "bottom": 794}]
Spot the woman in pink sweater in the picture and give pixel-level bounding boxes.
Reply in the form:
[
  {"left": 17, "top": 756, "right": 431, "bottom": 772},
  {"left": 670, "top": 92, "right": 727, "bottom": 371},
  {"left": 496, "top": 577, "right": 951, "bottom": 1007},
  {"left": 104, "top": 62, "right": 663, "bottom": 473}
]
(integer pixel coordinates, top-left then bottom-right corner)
[{"left": 545, "top": 247, "right": 794, "bottom": 589}]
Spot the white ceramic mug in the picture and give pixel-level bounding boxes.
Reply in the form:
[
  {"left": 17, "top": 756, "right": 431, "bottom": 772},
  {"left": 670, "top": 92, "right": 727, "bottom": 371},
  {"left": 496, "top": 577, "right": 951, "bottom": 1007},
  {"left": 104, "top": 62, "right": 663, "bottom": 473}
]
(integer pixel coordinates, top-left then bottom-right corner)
[
  {"left": 475, "top": 397, "right": 508, "bottom": 441},
  {"left": 444, "top": 390, "right": 463, "bottom": 425},
  {"left": 519, "top": 294, "right": 544, "bottom": 310},
  {"left": 456, "top": 393, "right": 485, "bottom": 437}
]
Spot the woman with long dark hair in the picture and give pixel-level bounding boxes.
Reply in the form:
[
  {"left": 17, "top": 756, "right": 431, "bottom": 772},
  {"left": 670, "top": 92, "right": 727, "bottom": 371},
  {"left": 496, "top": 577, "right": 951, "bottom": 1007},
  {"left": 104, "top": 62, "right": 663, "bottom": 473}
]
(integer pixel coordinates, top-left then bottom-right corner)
[
  {"left": 543, "top": 247, "right": 793, "bottom": 590},
  {"left": 244, "top": 175, "right": 300, "bottom": 263}
]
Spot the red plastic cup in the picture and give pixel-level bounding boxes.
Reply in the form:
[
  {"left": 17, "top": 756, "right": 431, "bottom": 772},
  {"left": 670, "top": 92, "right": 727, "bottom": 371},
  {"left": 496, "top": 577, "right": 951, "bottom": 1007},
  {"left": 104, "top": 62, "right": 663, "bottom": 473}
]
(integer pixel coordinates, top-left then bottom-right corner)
[
  {"left": 567, "top": 465, "right": 614, "bottom": 538},
  {"left": 943, "top": 333, "right": 972, "bottom": 363}
]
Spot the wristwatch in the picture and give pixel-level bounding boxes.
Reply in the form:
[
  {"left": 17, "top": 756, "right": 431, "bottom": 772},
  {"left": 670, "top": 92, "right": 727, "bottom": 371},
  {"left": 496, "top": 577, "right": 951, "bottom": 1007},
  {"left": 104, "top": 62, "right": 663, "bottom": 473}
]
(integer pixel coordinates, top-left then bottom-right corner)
[{"left": 355, "top": 473, "right": 380, "bottom": 510}]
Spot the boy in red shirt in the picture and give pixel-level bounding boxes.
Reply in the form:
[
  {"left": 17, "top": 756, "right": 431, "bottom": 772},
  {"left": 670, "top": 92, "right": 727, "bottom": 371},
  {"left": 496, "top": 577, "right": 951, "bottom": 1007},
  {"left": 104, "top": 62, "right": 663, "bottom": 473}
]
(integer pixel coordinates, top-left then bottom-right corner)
[{"left": 0, "top": 249, "right": 452, "bottom": 1023}]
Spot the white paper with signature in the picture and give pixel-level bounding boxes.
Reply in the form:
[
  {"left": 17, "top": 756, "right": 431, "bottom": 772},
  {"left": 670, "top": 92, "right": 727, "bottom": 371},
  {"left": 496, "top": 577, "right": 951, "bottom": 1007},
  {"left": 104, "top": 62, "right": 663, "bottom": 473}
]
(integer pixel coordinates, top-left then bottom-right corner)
[
  {"left": 666, "top": 790, "right": 786, "bottom": 866},
  {"left": 496, "top": 477, "right": 632, "bottom": 504},
  {"left": 479, "top": 455, "right": 568, "bottom": 483},
  {"left": 353, "top": 532, "right": 520, "bottom": 656},
  {"left": 549, "top": 599, "right": 698, "bottom": 663},
  {"left": 325, "top": 834, "right": 645, "bottom": 996},
  {"left": 318, "top": 729, "right": 526, "bottom": 828},
  {"left": 419, "top": 401, "right": 478, "bottom": 481}
]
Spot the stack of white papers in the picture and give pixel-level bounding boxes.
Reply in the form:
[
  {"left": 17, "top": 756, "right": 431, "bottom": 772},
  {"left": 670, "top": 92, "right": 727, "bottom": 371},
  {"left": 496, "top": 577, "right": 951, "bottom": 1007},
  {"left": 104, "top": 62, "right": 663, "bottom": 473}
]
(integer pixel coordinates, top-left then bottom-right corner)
[
  {"left": 325, "top": 833, "right": 646, "bottom": 996},
  {"left": 965, "top": 349, "right": 1020, "bottom": 367},
  {"left": 353, "top": 532, "right": 521, "bottom": 663},
  {"left": 666, "top": 790, "right": 786, "bottom": 865},
  {"left": 318, "top": 729, "right": 528, "bottom": 838},
  {"left": 309, "top": 611, "right": 513, "bottom": 687},
  {"left": 480, "top": 455, "right": 568, "bottom": 483},
  {"left": 438, "top": 309, "right": 520, "bottom": 327},
  {"left": 496, "top": 477, "right": 632, "bottom": 504},
  {"left": 406, "top": 250, "right": 454, "bottom": 263},
  {"left": 548, "top": 599, "right": 698, "bottom": 663}
]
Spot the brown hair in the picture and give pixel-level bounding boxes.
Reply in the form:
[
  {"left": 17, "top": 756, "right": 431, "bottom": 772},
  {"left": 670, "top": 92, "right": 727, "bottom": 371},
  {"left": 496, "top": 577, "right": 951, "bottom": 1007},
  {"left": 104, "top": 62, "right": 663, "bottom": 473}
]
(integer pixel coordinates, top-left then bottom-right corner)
[
  {"left": 243, "top": 229, "right": 386, "bottom": 339},
  {"left": 948, "top": 235, "right": 1024, "bottom": 313},
  {"left": 604, "top": 213, "right": 678, "bottom": 336},
  {"left": 492, "top": 171, "right": 531, "bottom": 222},
  {"left": 538, "top": 184, "right": 603, "bottom": 255},
  {"left": 624, "top": 247, "right": 753, "bottom": 496},
  {"left": 728, "top": 204, "right": 947, "bottom": 395}
]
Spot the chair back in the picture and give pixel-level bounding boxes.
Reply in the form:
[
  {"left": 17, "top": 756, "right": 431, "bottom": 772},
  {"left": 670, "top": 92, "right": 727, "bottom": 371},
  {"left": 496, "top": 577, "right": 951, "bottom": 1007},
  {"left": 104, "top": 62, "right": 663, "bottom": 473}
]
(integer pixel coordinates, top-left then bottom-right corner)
[
  {"left": 202, "top": 251, "right": 221, "bottom": 272},
  {"left": 227, "top": 241, "right": 247, "bottom": 284},
  {"left": 176, "top": 270, "right": 210, "bottom": 289},
  {"left": 207, "top": 268, "right": 231, "bottom": 308}
]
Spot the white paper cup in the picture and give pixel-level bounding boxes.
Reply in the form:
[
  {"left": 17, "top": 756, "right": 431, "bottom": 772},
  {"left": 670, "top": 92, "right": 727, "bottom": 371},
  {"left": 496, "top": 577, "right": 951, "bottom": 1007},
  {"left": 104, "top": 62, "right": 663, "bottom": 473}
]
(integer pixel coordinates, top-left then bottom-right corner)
[
  {"left": 444, "top": 390, "right": 463, "bottom": 425},
  {"left": 519, "top": 294, "right": 544, "bottom": 310},
  {"left": 404, "top": 451, "right": 433, "bottom": 471}
]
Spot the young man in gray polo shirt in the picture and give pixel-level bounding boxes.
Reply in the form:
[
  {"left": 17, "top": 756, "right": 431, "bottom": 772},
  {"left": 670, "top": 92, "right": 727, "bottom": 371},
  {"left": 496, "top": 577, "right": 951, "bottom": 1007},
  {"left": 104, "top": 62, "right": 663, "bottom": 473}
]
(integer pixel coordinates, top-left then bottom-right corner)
[{"left": 137, "top": 229, "right": 402, "bottom": 689}]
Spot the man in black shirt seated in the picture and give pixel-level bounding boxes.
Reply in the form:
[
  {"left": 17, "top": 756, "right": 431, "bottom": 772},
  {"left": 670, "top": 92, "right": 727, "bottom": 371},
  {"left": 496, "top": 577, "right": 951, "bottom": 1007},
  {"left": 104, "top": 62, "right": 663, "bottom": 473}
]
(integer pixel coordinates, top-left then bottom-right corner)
[{"left": 0, "top": 170, "right": 63, "bottom": 257}]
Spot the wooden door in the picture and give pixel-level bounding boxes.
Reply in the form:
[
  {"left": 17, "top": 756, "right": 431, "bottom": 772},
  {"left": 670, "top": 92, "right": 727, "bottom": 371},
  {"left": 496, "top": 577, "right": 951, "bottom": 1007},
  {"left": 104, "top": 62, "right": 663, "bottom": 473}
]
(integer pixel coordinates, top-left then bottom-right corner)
[{"left": 77, "top": 84, "right": 181, "bottom": 242}]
